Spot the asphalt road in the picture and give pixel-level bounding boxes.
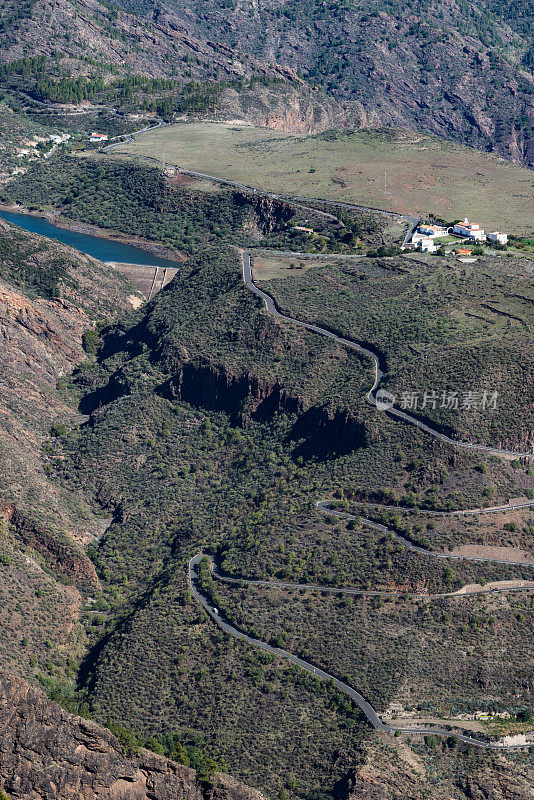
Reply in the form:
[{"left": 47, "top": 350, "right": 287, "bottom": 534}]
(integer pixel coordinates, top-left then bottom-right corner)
[
  {"left": 210, "top": 549, "right": 534, "bottom": 598},
  {"left": 323, "top": 499, "right": 534, "bottom": 516},
  {"left": 242, "top": 251, "right": 534, "bottom": 460},
  {"left": 316, "top": 501, "right": 534, "bottom": 567},
  {"left": 185, "top": 250, "right": 533, "bottom": 753},
  {"left": 242, "top": 250, "right": 384, "bottom": 395},
  {"left": 188, "top": 555, "right": 532, "bottom": 750},
  {"left": 101, "top": 119, "right": 166, "bottom": 153},
  {"left": 123, "top": 160, "right": 418, "bottom": 229}
]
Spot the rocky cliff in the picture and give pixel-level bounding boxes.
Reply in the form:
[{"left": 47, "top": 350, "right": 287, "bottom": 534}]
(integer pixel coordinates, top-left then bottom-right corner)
[
  {"left": 0, "top": 498, "right": 99, "bottom": 591},
  {"left": 0, "top": 218, "right": 138, "bottom": 548},
  {"left": 333, "top": 736, "right": 534, "bottom": 800},
  {"left": 217, "top": 86, "right": 368, "bottom": 135},
  {"left": 1, "top": 0, "right": 533, "bottom": 164},
  {"left": 165, "top": 0, "right": 534, "bottom": 166},
  {"left": 158, "top": 359, "right": 369, "bottom": 457},
  {"left": 68, "top": 244, "right": 375, "bottom": 461},
  {"left": 0, "top": 219, "right": 139, "bottom": 686},
  {"left": 0, "top": 671, "right": 267, "bottom": 800}
]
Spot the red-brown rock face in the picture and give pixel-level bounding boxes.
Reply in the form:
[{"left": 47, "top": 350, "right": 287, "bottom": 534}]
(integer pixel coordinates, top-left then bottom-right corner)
[{"left": 0, "top": 671, "right": 267, "bottom": 800}]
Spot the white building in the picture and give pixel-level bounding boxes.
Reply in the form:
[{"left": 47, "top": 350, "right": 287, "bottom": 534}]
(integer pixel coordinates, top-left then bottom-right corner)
[
  {"left": 419, "top": 237, "right": 438, "bottom": 253},
  {"left": 418, "top": 223, "right": 447, "bottom": 237},
  {"left": 487, "top": 231, "right": 508, "bottom": 245},
  {"left": 50, "top": 134, "right": 71, "bottom": 144},
  {"left": 453, "top": 219, "right": 486, "bottom": 241},
  {"left": 89, "top": 133, "right": 109, "bottom": 143}
]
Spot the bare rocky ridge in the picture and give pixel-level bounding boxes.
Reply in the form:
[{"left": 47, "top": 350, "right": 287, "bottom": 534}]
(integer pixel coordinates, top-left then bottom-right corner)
[
  {"left": 0, "top": 218, "right": 138, "bottom": 545},
  {"left": 1, "top": 0, "right": 532, "bottom": 163},
  {"left": 161, "top": 0, "right": 534, "bottom": 165},
  {"left": 333, "top": 736, "right": 534, "bottom": 800},
  {"left": 0, "top": 671, "right": 267, "bottom": 800},
  {"left": 217, "top": 86, "right": 369, "bottom": 135},
  {"left": 0, "top": 0, "right": 302, "bottom": 86},
  {"left": 0, "top": 219, "right": 136, "bottom": 681},
  {"left": 1, "top": 668, "right": 532, "bottom": 800}
]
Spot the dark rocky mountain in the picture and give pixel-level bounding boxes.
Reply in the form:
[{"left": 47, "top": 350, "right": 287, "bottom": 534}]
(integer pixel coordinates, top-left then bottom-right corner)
[
  {"left": 0, "top": 0, "right": 532, "bottom": 164},
  {"left": 2, "top": 669, "right": 532, "bottom": 800},
  {"left": 148, "top": 0, "right": 534, "bottom": 164}
]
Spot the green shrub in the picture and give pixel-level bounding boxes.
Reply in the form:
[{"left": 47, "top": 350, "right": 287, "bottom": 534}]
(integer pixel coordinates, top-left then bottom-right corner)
[{"left": 49, "top": 423, "right": 68, "bottom": 438}]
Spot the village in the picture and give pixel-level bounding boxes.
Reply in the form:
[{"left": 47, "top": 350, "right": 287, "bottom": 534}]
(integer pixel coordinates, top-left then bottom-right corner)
[
  {"left": 15, "top": 132, "right": 71, "bottom": 160},
  {"left": 406, "top": 217, "right": 508, "bottom": 258},
  {"left": 284, "top": 214, "right": 511, "bottom": 260},
  {"left": 14, "top": 131, "right": 111, "bottom": 163}
]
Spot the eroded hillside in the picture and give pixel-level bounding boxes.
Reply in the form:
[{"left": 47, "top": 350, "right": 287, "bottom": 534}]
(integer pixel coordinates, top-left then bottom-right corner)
[
  {"left": 0, "top": 216, "right": 139, "bottom": 682},
  {"left": 27, "top": 245, "right": 530, "bottom": 798}
]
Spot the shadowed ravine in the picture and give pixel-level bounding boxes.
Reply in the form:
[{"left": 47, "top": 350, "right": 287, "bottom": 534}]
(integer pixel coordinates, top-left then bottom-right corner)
[
  {"left": 242, "top": 251, "right": 534, "bottom": 460},
  {"left": 186, "top": 252, "right": 534, "bottom": 751}
]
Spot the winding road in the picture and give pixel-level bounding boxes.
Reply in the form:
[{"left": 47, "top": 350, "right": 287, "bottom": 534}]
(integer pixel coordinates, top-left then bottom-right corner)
[
  {"left": 316, "top": 501, "right": 534, "bottom": 567},
  {"left": 188, "top": 555, "right": 532, "bottom": 750},
  {"left": 101, "top": 119, "right": 166, "bottom": 152},
  {"left": 206, "top": 548, "right": 534, "bottom": 599},
  {"left": 186, "top": 250, "right": 534, "bottom": 750},
  {"left": 242, "top": 251, "right": 534, "bottom": 459}
]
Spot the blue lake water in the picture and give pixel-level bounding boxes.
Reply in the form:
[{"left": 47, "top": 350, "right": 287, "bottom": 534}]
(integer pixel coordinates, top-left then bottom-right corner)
[{"left": 0, "top": 210, "right": 181, "bottom": 269}]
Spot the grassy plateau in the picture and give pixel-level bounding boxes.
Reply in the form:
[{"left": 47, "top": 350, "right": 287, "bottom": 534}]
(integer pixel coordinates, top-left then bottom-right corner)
[{"left": 115, "top": 123, "right": 534, "bottom": 234}]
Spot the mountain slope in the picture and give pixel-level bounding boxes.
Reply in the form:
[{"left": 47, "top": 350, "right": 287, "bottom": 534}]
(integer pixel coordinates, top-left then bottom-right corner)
[
  {"left": 0, "top": 0, "right": 301, "bottom": 85},
  {"left": 0, "top": 216, "right": 139, "bottom": 683},
  {"left": 0, "top": 0, "right": 532, "bottom": 164},
  {"left": 38, "top": 245, "right": 532, "bottom": 798},
  {"left": 0, "top": 670, "right": 267, "bottom": 800},
  {"left": 145, "top": 0, "right": 534, "bottom": 164}
]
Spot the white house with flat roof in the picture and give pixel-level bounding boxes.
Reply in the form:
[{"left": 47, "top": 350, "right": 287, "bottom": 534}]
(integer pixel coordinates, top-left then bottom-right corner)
[
  {"left": 487, "top": 231, "right": 508, "bottom": 245},
  {"left": 419, "top": 237, "right": 438, "bottom": 253},
  {"left": 452, "top": 219, "right": 486, "bottom": 241}
]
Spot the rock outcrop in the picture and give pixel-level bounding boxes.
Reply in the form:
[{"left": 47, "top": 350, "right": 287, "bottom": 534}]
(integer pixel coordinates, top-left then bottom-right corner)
[
  {"left": 0, "top": 498, "right": 99, "bottom": 591},
  {"left": 0, "top": 671, "right": 266, "bottom": 800},
  {"left": 217, "top": 86, "right": 367, "bottom": 135},
  {"left": 0, "top": 217, "right": 137, "bottom": 547},
  {"left": 333, "top": 736, "right": 534, "bottom": 800}
]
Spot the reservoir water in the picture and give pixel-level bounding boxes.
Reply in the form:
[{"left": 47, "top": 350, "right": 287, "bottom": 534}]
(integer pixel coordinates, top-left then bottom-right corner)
[{"left": 0, "top": 210, "right": 181, "bottom": 269}]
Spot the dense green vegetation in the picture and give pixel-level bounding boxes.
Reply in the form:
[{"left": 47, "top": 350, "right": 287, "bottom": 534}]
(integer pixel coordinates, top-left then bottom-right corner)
[
  {"left": 209, "top": 578, "right": 534, "bottom": 716},
  {"left": 0, "top": 225, "right": 70, "bottom": 298},
  {"left": 1, "top": 156, "right": 388, "bottom": 254},
  {"left": 339, "top": 502, "right": 534, "bottom": 554},
  {"left": 32, "top": 245, "right": 531, "bottom": 798},
  {"left": 220, "top": 499, "right": 533, "bottom": 592},
  {"left": 0, "top": 0, "right": 532, "bottom": 795},
  {"left": 0, "top": 51, "right": 287, "bottom": 119},
  {"left": 0, "top": 158, "right": 271, "bottom": 254},
  {"left": 30, "top": 74, "right": 222, "bottom": 116},
  {"left": 257, "top": 255, "right": 534, "bottom": 446}
]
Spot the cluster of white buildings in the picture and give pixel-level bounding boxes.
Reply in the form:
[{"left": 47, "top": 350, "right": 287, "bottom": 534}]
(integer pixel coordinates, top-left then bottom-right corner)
[
  {"left": 409, "top": 217, "right": 508, "bottom": 254},
  {"left": 16, "top": 133, "right": 70, "bottom": 159},
  {"left": 451, "top": 219, "right": 508, "bottom": 245}
]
